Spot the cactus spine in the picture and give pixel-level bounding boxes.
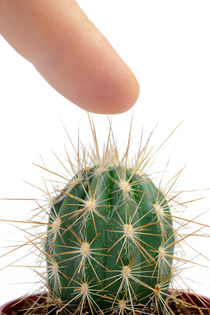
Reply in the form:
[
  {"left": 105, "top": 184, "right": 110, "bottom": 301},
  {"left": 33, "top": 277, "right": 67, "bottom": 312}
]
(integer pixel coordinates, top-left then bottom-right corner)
[{"left": 44, "top": 119, "right": 176, "bottom": 314}]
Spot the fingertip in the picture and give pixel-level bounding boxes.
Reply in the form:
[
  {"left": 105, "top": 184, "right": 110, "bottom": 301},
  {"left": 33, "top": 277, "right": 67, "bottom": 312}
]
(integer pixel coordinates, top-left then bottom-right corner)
[
  {"left": 35, "top": 36, "right": 140, "bottom": 115},
  {"left": 82, "top": 68, "right": 140, "bottom": 115},
  {"left": 95, "top": 68, "right": 140, "bottom": 115}
]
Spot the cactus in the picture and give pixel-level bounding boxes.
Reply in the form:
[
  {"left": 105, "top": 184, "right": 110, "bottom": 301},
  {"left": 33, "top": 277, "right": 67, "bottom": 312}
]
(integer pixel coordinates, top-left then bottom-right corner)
[
  {"left": 1, "top": 116, "right": 210, "bottom": 314},
  {"left": 43, "top": 118, "right": 177, "bottom": 314},
  {"left": 45, "top": 165, "right": 175, "bottom": 313}
]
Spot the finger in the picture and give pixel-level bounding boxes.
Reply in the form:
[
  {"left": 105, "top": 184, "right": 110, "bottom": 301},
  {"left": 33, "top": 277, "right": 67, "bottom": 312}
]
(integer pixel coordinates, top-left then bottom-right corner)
[{"left": 0, "top": 0, "right": 139, "bottom": 114}]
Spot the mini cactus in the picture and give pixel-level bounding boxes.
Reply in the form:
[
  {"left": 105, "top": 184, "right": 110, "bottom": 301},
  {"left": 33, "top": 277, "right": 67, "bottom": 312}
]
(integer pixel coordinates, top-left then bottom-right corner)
[
  {"left": 1, "top": 116, "right": 210, "bottom": 314},
  {"left": 40, "top": 117, "right": 182, "bottom": 314},
  {"left": 45, "top": 165, "right": 175, "bottom": 313}
]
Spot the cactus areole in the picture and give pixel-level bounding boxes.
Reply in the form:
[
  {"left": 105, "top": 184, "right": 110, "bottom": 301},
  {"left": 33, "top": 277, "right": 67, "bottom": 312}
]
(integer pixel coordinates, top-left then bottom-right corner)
[{"left": 45, "top": 165, "right": 175, "bottom": 313}]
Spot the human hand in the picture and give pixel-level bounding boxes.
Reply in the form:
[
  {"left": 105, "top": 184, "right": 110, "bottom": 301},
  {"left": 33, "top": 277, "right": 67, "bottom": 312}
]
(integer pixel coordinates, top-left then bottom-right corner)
[{"left": 0, "top": 0, "right": 139, "bottom": 114}]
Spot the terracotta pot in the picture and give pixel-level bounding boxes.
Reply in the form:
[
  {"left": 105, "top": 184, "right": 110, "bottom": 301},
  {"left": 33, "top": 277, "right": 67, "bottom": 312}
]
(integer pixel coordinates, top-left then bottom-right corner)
[
  {"left": 0, "top": 292, "right": 210, "bottom": 314},
  {"left": 0, "top": 294, "right": 47, "bottom": 315}
]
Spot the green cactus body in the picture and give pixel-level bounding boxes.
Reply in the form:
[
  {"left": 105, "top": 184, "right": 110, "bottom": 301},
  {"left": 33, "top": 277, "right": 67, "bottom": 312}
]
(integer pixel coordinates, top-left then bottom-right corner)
[{"left": 45, "top": 165, "right": 174, "bottom": 313}]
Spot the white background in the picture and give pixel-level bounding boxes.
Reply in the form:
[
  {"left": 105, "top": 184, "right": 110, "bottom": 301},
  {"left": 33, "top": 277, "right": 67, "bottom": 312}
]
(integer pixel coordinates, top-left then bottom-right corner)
[{"left": 0, "top": 0, "right": 210, "bottom": 305}]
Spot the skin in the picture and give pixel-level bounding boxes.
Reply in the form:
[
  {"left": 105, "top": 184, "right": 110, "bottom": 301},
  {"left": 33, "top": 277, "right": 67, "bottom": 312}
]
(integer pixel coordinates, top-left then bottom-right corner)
[{"left": 0, "top": 0, "right": 140, "bottom": 114}]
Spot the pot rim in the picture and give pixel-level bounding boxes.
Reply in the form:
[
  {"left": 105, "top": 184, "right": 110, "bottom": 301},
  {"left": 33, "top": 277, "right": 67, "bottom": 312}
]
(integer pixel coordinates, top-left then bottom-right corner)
[
  {"left": 0, "top": 291, "right": 210, "bottom": 314},
  {"left": 0, "top": 293, "right": 47, "bottom": 314}
]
